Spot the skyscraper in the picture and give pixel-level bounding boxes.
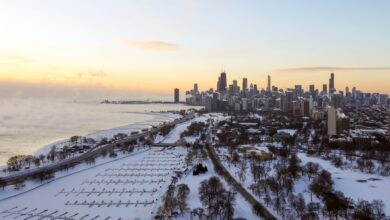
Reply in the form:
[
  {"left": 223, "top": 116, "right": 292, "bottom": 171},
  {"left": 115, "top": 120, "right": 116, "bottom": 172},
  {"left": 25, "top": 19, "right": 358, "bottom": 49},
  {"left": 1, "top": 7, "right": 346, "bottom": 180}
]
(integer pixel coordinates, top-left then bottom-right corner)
[
  {"left": 331, "top": 93, "right": 343, "bottom": 108},
  {"left": 232, "top": 80, "right": 239, "bottom": 95},
  {"left": 194, "top": 83, "right": 198, "bottom": 93},
  {"left": 327, "top": 107, "right": 337, "bottom": 136},
  {"left": 329, "top": 73, "right": 335, "bottom": 94},
  {"left": 323, "top": 84, "right": 328, "bottom": 94},
  {"left": 242, "top": 78, "right": 248, "bottom": 91},
  {"left": 352, "top": 87, "right": 357, "bottom": 98},
  {"left": 267, "top": 75, "right": 271, "bottom": 92},
  {"left": 218, "top": 72, "right": 227, "bottom": 92},
  {"left": 286, "top": 90, "right": 293, "bottom": 113},
  {"left": 280, "top": 93, "right": 287, "bottom": 112},
  {"left": 253, "top": 84, "right": 258, "bottom": 94},
  {"left": 174, "top": 88, "right": 180, "bottom": 103},
  {"left": 309, "top": 85, "right": 315, "bottom": 94}
]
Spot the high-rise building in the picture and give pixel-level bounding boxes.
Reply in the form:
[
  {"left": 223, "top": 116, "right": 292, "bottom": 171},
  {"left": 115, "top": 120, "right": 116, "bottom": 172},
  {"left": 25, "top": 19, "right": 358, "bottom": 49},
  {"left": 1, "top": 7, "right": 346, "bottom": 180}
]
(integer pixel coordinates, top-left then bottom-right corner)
[
  {"left": 267, "top": 75, "right": 271, "bottom": 92},
  {"left": 242, "top": 98, "right": 248, "bottom": 111},
  {"left": 194, "top": 83, "right": 198, "bottom": 93},
  {"left": 327, "top": 106, "right": 349, "bottom": 136},
  {"left": 295, "top": 85, "right": 303, "bottom": 97},
  {"left": 352, "top": 87, "right": 357, "bottom": 98},
  {"left": 218, "top": 72, "right": 227, "bottom": 92},
  {"left": 242, "top": 78, "right": 248, "bottom": 91},
  {"left": 232, "top": 80, "right": 239, "bottom": 95},
  {"left": 323, "top": 84, "right": 328, "bottom": 94},
  {"left": 293, "top": 100, "right": 302, "bottom": 117},
  {"left": 233, "top": 80, "right": 238, "bottom": 87},
  {"left": 174, "top": 88, "right": 180, "bottom": 103},
  {"left": 286, "top": 91, "right": 294, "bottom": 113},
  {"left": 329, "top": 73, "right": 335, "bottom": 94},
  {"left": 327, "top": 107, "right": 337, "bottom": 136},
  {"left": 303, "top": 99, "right": 311, "bottom": 117},
  {"left": 331, "top": 93, "right": 343, "bottom": 108},
  {"left": 345, "top": 86, "right": 350, "bottom": 96},
  {"left": 379, "top": 94, "right": 389, "bottom": 106},
  {"left": 309, "top": 85, "right": 315, "bottom": 94},
  {"left": 217, "top": 76, "right": 221, "bottom": 91},
  {"left": 280, "top": 93, "right": 287, "bottom": 112}
]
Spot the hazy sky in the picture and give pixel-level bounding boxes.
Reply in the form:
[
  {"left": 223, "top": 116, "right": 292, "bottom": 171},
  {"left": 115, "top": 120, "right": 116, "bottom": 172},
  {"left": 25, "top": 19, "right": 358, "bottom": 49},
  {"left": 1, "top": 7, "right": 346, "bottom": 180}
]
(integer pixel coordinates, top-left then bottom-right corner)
[{"left": 1, "top": 0, "right": 390, "bottom": 97}]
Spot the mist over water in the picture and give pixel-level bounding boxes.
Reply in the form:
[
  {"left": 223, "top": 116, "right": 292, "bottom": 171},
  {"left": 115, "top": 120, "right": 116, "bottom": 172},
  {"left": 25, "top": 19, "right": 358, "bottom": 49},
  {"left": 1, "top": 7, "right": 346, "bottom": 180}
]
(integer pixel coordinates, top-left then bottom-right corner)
[{"left": 0, "top": 97, "right": 191, "bottom": 164}]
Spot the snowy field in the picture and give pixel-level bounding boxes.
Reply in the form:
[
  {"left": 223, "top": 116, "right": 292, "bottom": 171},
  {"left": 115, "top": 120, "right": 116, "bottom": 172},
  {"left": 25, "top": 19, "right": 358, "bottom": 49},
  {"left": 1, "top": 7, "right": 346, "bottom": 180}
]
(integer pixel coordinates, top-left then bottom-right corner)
[
  {"left": 298, "top": 153, "right": 390, "bottom": 214},
  {"left": 0, "top": 147, "right": 187, "bottom": 220}
]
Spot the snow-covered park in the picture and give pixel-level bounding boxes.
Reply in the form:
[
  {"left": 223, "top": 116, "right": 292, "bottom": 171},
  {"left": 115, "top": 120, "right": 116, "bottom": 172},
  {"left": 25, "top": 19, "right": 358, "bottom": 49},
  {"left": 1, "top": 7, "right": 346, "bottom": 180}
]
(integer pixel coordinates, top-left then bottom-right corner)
[
  {"left": 177, "top": 159, "right": 260, "bottom": 220},
  {"left": 216, "top": 145, "right": 390, "bottom": 218}
]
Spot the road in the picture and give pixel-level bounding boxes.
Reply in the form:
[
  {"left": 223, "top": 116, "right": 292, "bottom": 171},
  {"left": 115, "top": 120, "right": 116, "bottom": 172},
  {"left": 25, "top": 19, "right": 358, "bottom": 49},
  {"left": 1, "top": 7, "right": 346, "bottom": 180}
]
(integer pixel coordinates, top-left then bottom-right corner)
[
  {"left": 0, "top": 113, "right": 194, "bottom": 185},
  {"left": 205, "top": 124, "right": 277, "bottom": 220}
]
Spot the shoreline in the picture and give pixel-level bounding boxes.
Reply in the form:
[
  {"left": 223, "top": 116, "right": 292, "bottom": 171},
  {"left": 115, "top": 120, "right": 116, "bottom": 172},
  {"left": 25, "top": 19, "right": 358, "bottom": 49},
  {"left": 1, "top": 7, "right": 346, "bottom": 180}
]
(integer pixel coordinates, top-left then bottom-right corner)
[
  {"left": 33, "top": 111, "right": 181, "bottom": 156},
  {"left": 0, "top": 111, "right": 182, "bottom": 167}
]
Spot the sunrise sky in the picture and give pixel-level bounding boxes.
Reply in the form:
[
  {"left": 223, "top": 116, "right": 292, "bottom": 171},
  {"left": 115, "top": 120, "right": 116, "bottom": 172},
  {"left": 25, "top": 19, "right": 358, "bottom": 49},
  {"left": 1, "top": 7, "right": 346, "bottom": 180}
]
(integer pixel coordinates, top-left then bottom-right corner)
[{"left": 1, "top": 0, "right": 390, "bottom": 97}]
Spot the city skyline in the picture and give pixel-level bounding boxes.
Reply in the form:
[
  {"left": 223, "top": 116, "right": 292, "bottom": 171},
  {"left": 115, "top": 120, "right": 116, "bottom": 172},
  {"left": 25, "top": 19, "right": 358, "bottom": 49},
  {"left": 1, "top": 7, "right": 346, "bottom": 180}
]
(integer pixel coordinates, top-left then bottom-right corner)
[
  {"left": 186, "top": 71, "right": 389, "bottom": 113},
  {"left": 1, "top": 0, "right": 390, "bottom": 96}
]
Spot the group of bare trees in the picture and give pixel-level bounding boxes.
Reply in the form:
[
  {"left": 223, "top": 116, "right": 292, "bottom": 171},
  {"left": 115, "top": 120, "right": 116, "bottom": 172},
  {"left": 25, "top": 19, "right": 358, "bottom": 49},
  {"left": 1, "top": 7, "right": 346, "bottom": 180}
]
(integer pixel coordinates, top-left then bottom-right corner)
[
  {"left": 185, "top": 142, "right": 208, "bottom": 167},
  {"left": 157, "top": 176, "right": 190, "bottom": 218},
  {"left": 234, "top": 145, "right": 388, "bottom": 219},
  {"left": 6, "top": 155, "right": 34, "bottom": 171},
  {"left": 308, "top": 146, "right": 390, "bottom": 176},
  {"left": 247, "top": 148, "right": 307, "bottom": 219},
  {"left": 197, "top": 176, "right": 236, "bottom": 220},
  {"left": 159, "top": 124, "right": 175, "bottom": 136},
  {"left": 5, "top": 154, "right": 50, "bottom": 172},
  {"left": 307, "top": 167, "right": 387, "bottom": 219},
  {"left": 180, "top": 122, "right": 207, "bottom": 138}
]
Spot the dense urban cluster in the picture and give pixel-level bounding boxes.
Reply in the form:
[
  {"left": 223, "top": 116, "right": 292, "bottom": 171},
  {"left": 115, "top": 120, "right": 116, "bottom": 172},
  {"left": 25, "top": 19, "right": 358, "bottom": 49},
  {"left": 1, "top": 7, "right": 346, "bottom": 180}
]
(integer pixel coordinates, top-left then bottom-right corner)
[{"left": 185, "top": 72, "right": 390, "bottom": 161}]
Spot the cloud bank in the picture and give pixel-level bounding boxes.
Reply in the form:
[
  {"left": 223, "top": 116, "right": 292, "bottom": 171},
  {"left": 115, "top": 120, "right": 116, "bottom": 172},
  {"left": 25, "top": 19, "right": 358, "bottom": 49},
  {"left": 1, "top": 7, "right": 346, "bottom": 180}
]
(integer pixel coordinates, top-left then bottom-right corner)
[
  {"left": 41, "top": 71, "right": 107, "bottom": 83},
  {"left": 121, "top": 39, "right": 180, "bottom": 51},
  {"left": 277, "top": 67, "right": 390, "bottom": 72}
]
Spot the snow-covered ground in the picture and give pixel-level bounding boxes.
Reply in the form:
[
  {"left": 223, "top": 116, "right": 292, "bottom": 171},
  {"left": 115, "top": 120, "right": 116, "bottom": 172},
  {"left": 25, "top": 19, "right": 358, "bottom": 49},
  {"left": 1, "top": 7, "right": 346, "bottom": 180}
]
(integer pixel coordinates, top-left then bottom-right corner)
[
  {"left": 297, "top": 152, "right": 390, "bottom": 214},
  {"left": 158, "top": 113, "right": 228, "bottom": 144},
  {"left": 0, "top": 147, "right": 188, "bottom": 220},
  {"left": 178, "top": 159, "right": 261, "bottom": 220},
  {"left": 0, "top": 147, "right": 148, "bottom": 201},
  {"left": 216, "top": 147, "right": 276, "bottom": 216},
  {"left": 277, "top": 129, "right": 297, "bottom": 136},
  {"left": 217, "top": 143, "right": 390, "bottom": 218}
]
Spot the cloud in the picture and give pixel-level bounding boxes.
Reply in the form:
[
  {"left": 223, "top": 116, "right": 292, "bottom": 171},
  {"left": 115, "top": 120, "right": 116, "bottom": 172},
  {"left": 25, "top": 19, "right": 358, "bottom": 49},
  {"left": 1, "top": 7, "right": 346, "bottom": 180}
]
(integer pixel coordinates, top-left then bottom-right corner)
[
  {"left": 41, "top": 71, "right": 107, "bottom": 83},
  {"left": 277, "top": 67, "right": 390, "bottom": 72},
  {"left": 121, "top": 39, "right": 180, "bottom": 51},
  {"left": 75, "top": 71, "right": 107, "bottom": 80}
]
